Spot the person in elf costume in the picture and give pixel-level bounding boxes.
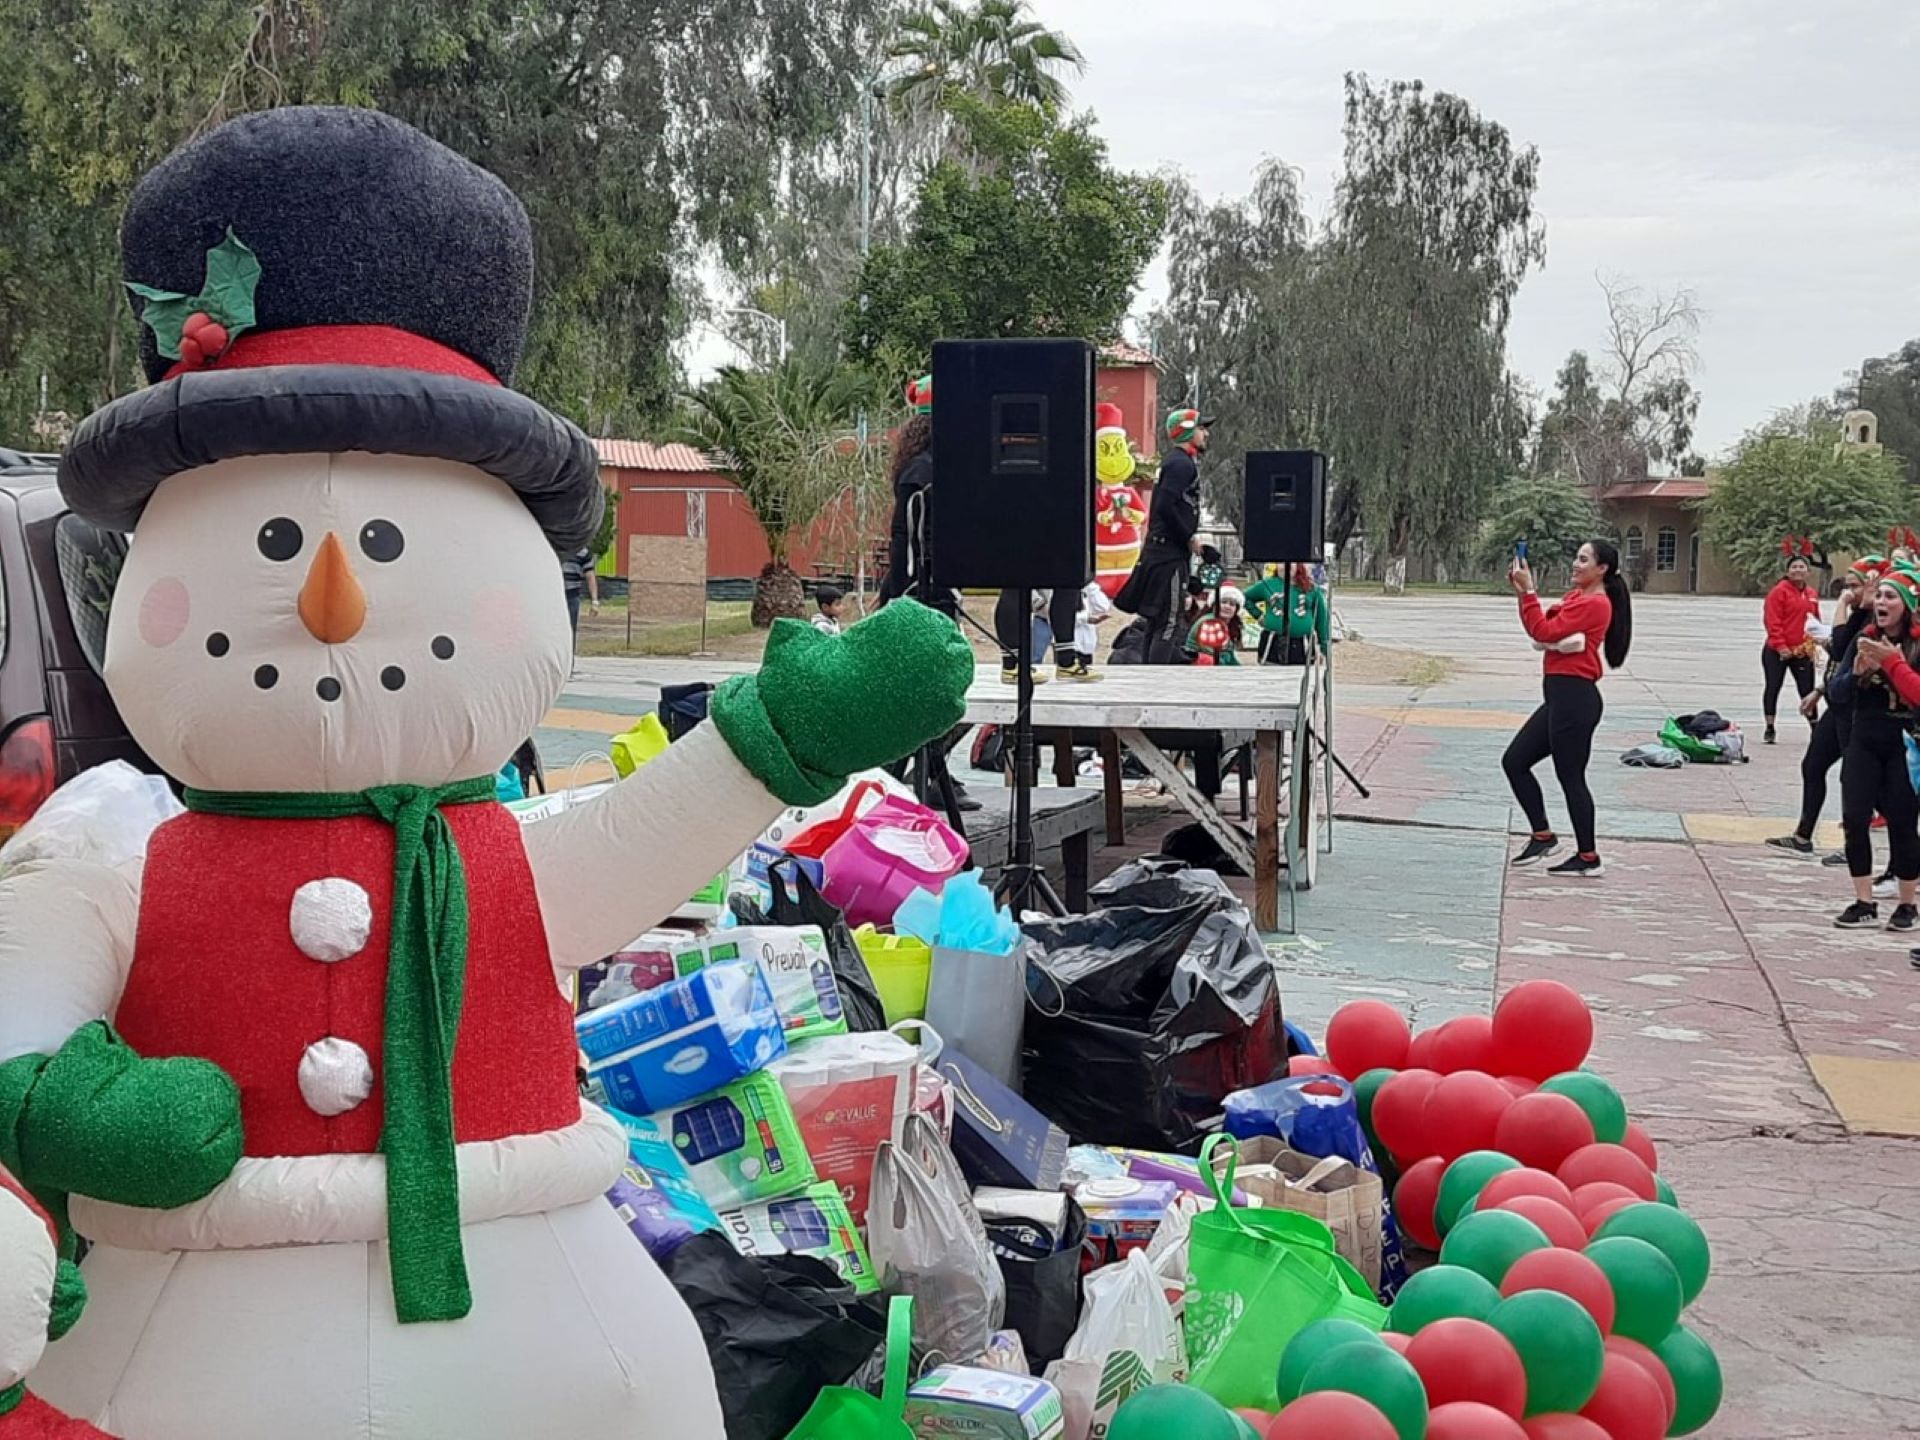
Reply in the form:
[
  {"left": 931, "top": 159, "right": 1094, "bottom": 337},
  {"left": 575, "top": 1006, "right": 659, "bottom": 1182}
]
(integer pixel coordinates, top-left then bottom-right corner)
[
  {"left": 1244, "top": 562, "right": 1332, "bottom": 665},
  {"left": 1092, "top": 402, "right": 1146, "bottom": 598},
  {"left": 0, "top": 1163, "right": 103, "bottom": 1439},
  {"left": 1186, "top": 585, "right": 1246, "bottom": 665},
  {"left": 0, "top": 107, "right": 970, "bottom": 1440}
]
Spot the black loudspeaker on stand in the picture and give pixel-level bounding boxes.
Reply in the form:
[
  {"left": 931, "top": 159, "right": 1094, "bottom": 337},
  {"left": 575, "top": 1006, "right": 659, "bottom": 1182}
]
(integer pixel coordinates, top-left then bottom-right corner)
[{"left": 933, "top": 337, "right": 1094, "bottom": 916}]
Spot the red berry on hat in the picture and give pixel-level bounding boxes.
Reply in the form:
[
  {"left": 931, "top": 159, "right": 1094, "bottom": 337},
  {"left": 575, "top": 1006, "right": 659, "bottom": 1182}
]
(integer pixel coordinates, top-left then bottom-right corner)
[
  {"left": 178, "top": 333, "right": 205, "bottom": 367},
  {"left": 198, "top": 320, "right": 229, "bottom": 355}
]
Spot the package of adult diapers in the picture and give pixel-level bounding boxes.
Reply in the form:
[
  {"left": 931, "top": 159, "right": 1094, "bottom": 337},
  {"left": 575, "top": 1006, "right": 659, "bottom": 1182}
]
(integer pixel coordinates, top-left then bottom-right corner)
[
  {"left": 674, "top": 925, "right": 848, "bottom": 1042},
  {"left": 716, "top": 1182, "right": 878, "bottom": 1293},
  {"left": 575, "top": 961, "right": 786, "bottom": 1115},
  {"left": 604, "top": 1110, "right": 723, "bottom": 1258},
  {"left": 652, "top": 1070, "right": 818, "bottom": 1210},
  {"left": 903, "top": 1367, "right": 1066, "bottom": 1440}
]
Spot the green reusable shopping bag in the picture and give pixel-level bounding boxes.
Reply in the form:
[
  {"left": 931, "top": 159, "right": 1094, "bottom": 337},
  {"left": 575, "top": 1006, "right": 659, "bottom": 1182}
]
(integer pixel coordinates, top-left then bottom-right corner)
[
  {"left": 1658, "top": 717, "right": 1721, "bottom": 763},
  {"left": 786, "top": 1295, "right": 914, "bottom": 1440},
  {"left": 1185, "top": 1135, "right": 1387, "bottom": 1411}
]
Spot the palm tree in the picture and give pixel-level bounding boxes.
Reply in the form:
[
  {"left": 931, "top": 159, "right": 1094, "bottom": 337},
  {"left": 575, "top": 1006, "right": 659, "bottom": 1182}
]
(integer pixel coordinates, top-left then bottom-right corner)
[
  {"left": 887, "top": 0, "right": 1086, "bottom": 120},
  {"left": 678, "top": 361, "right": 872, "bottom": 626}
]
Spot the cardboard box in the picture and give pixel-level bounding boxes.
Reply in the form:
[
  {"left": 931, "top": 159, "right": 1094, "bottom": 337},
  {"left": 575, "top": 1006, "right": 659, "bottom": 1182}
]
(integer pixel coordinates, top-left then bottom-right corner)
[{"left": 904, "top": 1367, "right": 1066, "bottom": 1440}]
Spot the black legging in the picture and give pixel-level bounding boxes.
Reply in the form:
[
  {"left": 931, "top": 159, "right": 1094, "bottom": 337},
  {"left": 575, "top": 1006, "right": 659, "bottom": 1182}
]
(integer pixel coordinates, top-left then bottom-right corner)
[
  {"left": 1503, "top": 675, "right": 1605, "bottom": 855},
  {"left": 1795, "top": 704, "right": 1852, "bottom": 839},
  {"left": 1762, "top": 646, "right": 1815, "bottom": 723},
  {"left": 996, "top": 588, "right": 1080, "bottom": 666},
  {"left": 1841, "top": 714, "right": 1920, "bottom": 880}
]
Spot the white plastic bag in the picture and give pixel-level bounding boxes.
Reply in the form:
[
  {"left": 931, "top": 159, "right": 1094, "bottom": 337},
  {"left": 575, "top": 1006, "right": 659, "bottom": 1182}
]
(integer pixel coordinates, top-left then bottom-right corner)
[
  {"left": 1043, "top": 1250, "right": 1186, "bottom": 1440},
  {"left": 0, "top": 761, "right": 181, "bottom": 875},
  {"left": 867, "top": 1113, "right": 1006, "bottom": 1368}
]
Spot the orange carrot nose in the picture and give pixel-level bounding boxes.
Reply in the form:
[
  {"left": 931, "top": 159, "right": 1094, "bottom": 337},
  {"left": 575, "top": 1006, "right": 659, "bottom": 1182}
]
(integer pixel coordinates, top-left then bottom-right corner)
[{"left": 298, "top": 532, "right": 367, "bottom": 644}]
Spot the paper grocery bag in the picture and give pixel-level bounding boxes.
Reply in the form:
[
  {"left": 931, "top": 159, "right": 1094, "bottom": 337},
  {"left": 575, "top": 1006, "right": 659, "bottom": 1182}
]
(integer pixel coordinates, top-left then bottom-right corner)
[
  {"left": 923, "top": 941, "right": 1028, "bottom": 1089},
  {"left": 1227, "top": 1137, "right": 1384, "bottom": 1291}
]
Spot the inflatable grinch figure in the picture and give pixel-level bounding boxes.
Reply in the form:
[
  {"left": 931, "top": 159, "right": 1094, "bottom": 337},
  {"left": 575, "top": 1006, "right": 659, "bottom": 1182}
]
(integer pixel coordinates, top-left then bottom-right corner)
[
  {"left": 0, "top": 107, "right": 970, "bottom": 1439},
  {"left": 1093, "top": 402, "right": 1146, "bottom": 597}
]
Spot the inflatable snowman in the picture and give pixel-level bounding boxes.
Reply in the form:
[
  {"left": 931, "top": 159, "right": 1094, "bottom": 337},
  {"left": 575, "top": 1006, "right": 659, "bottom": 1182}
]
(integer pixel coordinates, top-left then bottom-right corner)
[
  {"left": 0, "top": 1163, "right": 105, "bottom": 1439},
  {"left": 1092, "top": 403, "right": 1145, "bottom": 597},
  {"left": 0, "top": 107, "right": 970, "bottom": 1440}
]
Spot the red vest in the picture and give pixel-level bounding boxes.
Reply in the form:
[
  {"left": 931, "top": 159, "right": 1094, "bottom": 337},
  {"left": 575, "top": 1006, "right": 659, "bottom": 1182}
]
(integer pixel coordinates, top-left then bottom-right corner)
[{"left": 115, "top": 806, "right": 581, "bottom": 1158}]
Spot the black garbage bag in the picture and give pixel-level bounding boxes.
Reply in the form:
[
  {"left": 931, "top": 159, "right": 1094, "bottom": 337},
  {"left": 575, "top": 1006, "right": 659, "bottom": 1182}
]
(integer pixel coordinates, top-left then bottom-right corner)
[
  {"left": 661, "top": 1232, "right": 888, "bottom": 1440},
  {"left": 728, "top": 855, "right": 888, "bottom": 1032},
  {"left": 659, "top": 681, "right": 714, "bottom": 740},
  {"left": 1020, "top": 858, "right": 1286, "bottom": 1153}
]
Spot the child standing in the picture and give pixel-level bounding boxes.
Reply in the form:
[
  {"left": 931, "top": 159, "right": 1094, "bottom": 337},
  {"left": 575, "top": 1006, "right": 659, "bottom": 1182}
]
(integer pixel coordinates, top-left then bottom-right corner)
[{"left": 811, "top": 585, "right": 846, "bottom": 636}]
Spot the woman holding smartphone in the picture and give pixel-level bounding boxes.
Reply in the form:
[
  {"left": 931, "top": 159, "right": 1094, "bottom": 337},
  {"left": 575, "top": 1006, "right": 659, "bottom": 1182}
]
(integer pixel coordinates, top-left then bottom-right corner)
[{"left": 1503, "top": 540, "right": 1634, "bottom": 877}]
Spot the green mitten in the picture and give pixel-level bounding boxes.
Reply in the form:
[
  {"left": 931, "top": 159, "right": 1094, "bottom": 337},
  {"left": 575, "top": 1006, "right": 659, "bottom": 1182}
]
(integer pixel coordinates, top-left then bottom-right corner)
[
  {"left": 0, "top": 1022, "right": 243, "bottom": 1213},
  {"left": 712, "top": 599, "right": 975, "bottom": 806}
]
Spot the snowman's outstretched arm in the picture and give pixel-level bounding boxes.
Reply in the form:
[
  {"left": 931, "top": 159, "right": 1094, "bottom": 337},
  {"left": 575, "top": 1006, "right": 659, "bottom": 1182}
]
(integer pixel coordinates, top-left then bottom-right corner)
[
  {"left": 528, "top": 601, "right": 974, "bottom": 971},
  {"left": 0, "top": 859, "right": 137, "bottom": 1065},
  {"left": 524, "top": 724, "right": 783, "bottom": 970}
]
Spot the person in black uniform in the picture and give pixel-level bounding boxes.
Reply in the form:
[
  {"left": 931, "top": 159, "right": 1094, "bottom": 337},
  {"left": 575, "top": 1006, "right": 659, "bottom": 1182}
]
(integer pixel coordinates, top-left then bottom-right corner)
[{"left": 1114, "top": 407, "right": 1211, "bottom": 664}]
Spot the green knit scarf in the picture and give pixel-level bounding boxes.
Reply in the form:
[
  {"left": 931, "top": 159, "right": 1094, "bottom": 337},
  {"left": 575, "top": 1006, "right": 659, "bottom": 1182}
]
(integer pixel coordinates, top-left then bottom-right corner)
[
  {"left": 0, "top": 1381, "right": 21, "bottom": 1417},
  {"left": 184, "top": 777, "right": 496, "bottom": 1324}
]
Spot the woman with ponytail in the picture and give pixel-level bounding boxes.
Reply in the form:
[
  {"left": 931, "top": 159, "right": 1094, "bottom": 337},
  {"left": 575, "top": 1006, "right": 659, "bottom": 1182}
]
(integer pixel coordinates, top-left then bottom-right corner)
[{"left": 1503, "top": 539, "right": 1633, "bottom": 878}]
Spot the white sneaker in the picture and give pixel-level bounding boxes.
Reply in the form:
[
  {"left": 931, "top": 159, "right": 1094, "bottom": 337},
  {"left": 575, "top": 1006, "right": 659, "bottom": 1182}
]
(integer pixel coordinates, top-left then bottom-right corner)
[{"left": 1874, "top": 875, "right": 1899, "bottom": 900}]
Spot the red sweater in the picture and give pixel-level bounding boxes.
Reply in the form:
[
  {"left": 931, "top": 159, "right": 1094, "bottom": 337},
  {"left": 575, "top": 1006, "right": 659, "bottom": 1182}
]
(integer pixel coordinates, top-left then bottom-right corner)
[
  {"left": 1520, "top": 588, "right": 1612, "bottom": 682},
  {"left": 1764, "top": 579, "right": 1821, "bottom": 653}
]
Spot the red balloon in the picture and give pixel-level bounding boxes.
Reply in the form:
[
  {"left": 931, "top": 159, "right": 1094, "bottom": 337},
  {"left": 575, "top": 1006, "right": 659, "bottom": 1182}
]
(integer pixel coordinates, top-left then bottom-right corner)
[
  {"left": 1604, "top": 1337, "right": 1676, "bottom": 1433},
  {"left": 1569, "top": 1182, "right": 1641, "bottom": 1222},
  {"left": 1432, "top": 1015, "right": 1497, "bottom": 1075},
  {"left": 1490, "top": 1195, "right": 1588, "bottom": 1250},
  {"left": 1499, "top": 1076, "right": 1540, "bottom": 1097},
  {"left": 1373, "top": 1069, "right": 1442, "bottom": 1161},
  {"left": 1264, "top": 1390, "right": 1400, "bottom": 1440},
  {"left": 1581, "top": 1197, "right": 1638, "bottom": 1238},
  {"left": 1557, "top": 1145, "right": 1657, "bottom": 1202},
  {"left": 1380, "top": 1331, "right": 1414, "bottom": 1355},
  {"left": 1426, "top": 1071, "right": 1514, "bottom": 1162},
  {"left": 1493, "top": 1093, "right": 1595, "bottom": 1172},
  {"left": 1580, "top": 1353, "right": 1667, "bottom": 1440},
  {"left": 1394, "top": 1155, "right": 1448, "bottom": 1251},
  {"left": 1326, "top": 999, "right": 1412, "bottom": 1078},
  {"left": 1405, "top": 1318, "right": 1528, "bottom": 1418},
  {"left": 1490, "top": 980, "right": 1594, "bottom": 1081},
  {"left": 1407, "top": 1027, "right": 1445, "bottom": 1072},
  {"left": 1477, "top": 1168, "right": 1579, "bottom": 1215},
  {"left": 1290, "top": 1055, "right": 1339, "bottom": 1077},
  {"left": 1500, "top": 1247, "right": 1617, "bottom": 1335},
  {"left": 1236, "top": 1409, "right": 1278, "bottom": 1430},
  {"left": 1428, "top": 1402, "right": 1529, "bottom": 1440},
  {"left": 1620, "top": 1122, "right": 1659, "bottom": 1173},
  {"left": 1521, "top": 1418, "right": 1613, "bottom": 1440}
]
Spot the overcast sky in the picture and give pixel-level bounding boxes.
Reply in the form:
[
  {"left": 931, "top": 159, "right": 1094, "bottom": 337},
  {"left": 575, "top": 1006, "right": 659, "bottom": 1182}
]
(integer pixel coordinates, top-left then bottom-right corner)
[{"left": 1032, "top": 0, "right": 1919, "bottom": 458}]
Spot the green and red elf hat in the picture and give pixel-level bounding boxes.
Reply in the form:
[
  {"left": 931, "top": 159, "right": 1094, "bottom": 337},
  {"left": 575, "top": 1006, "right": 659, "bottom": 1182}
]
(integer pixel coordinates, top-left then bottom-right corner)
[
  {"left": 1880, "top": 567, "right": 1920, "bottom": 611},
  {"left": 57, "top": 106, "right": 601, "bottom": 550},
  {"left": 906, "top": 373, "right": 933, "bottom": 415},
  {"left": 1851, "top": 554, "right": 1888, "bottom": 581},
  {"left": 1165, "top": 407, "right": 1214, "bottom": 447}
]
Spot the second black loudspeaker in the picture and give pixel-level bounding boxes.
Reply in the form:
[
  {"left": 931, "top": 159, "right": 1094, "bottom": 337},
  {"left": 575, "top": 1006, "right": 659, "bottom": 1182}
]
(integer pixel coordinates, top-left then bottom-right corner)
[
  {"left": 931, "top": 337, "right": 1093, "bottom": 590},
  {"left": 1243, "top": 450, "right": 1328, "bottom": 563}
]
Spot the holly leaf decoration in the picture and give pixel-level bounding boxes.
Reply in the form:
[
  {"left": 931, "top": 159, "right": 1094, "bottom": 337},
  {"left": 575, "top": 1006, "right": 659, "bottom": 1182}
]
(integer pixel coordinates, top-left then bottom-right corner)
[{"left": 125, "top": 229, "right": 261, "bottom": 363}]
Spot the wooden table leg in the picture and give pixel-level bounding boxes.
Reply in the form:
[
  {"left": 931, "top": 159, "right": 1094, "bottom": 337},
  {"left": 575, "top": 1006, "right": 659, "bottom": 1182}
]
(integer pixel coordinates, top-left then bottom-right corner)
[
  {"left": 1054, "top": 730, "right": 1076, "bottom": 788},
  {"left": 1256, "top": 729, "right": 1282, "bottom": 932},
  {"left": 1100, "top": 730, "right": 1126, "bottom": 845},
  {"left": 1063, "top": 830, "right": 1091, "bottom": 911}
]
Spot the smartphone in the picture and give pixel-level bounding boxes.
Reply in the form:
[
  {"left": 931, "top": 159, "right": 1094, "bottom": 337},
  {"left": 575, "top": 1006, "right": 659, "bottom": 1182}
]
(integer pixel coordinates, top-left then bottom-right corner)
[{"left": 1514, "top": 539, "right": 1528, "bottom": 563}]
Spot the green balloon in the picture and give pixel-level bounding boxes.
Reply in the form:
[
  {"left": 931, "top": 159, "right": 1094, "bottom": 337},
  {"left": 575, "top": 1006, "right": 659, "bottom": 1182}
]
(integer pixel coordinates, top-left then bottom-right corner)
[
  {"left": 1436, "top": 1151, "right": 1521, "bottom": 1235},
  {"left": 1487, "top": 1289, "right": 1605, "bottom": 1416},
  {"left": 1584, "top": 1235, "right": 1684, "bottom": 1345},
  {"left": 1108, "top": 1384, "right": 1239, "bottom": 1440},
  {"left": 1594, "top": 1201, "right": 1711, "bottom": 1304},
  {"left": 1355, "top": 1068, "right": 1396, "bottom": 1131},
  {"left": 1538, "top": 1070, "right": 1628, "bottom": 1144},
  {"left": 1439, "top": 1208, "right": 1552, "bottom": 1286},
  {"left": 1656, "top": 1322, "right": 1725, "bottom": 1436},
  {"left": 1387, "top": 1264, "right": 1502, "bottom": 1333},
  {"left": 1299, "top": 1342, "right": 1429, "bottom": 1440},
  {"left": 1654, "top": 1173, "right": 1679, "bottom": 1207},
  {"left": 1276, "top": 1318, "right": 1386, "bottom": 1405}
]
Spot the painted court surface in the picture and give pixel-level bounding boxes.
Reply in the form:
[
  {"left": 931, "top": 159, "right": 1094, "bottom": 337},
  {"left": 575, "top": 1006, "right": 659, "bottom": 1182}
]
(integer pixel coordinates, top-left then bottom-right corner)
[{"left": 541, "top": 591, "right": 1920, "bottom": 1438}]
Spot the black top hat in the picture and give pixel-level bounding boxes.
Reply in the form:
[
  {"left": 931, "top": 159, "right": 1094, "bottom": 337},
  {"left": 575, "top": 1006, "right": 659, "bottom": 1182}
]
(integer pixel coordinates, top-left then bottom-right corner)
[{"left": 58, "top": 106, "right": 602, "bottom": 549}]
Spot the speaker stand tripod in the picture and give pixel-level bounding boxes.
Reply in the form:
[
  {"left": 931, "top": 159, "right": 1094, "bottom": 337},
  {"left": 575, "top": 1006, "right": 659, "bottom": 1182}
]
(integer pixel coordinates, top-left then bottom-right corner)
[{"left": 996, "top": 586, "right": 1067, "bottom": 916}]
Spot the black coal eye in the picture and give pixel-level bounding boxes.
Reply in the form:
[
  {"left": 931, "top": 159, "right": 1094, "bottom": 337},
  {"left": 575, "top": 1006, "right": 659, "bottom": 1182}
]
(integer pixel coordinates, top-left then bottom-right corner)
[
  {"left": 359, "top": 520, "right": 404, "bottom": 563},
  {"left": 257, "top": 518, "right": 303, "bottom": 562}
]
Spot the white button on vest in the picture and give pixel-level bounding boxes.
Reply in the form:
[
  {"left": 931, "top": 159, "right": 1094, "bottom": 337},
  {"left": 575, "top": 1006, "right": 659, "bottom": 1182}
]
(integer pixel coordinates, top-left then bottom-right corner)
[
  {"left": 298, "top": 1037, "right": 374, "bottom": 1117},
  {"left": 289, "top": 878, "right": 372, "bottom": 963}
]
